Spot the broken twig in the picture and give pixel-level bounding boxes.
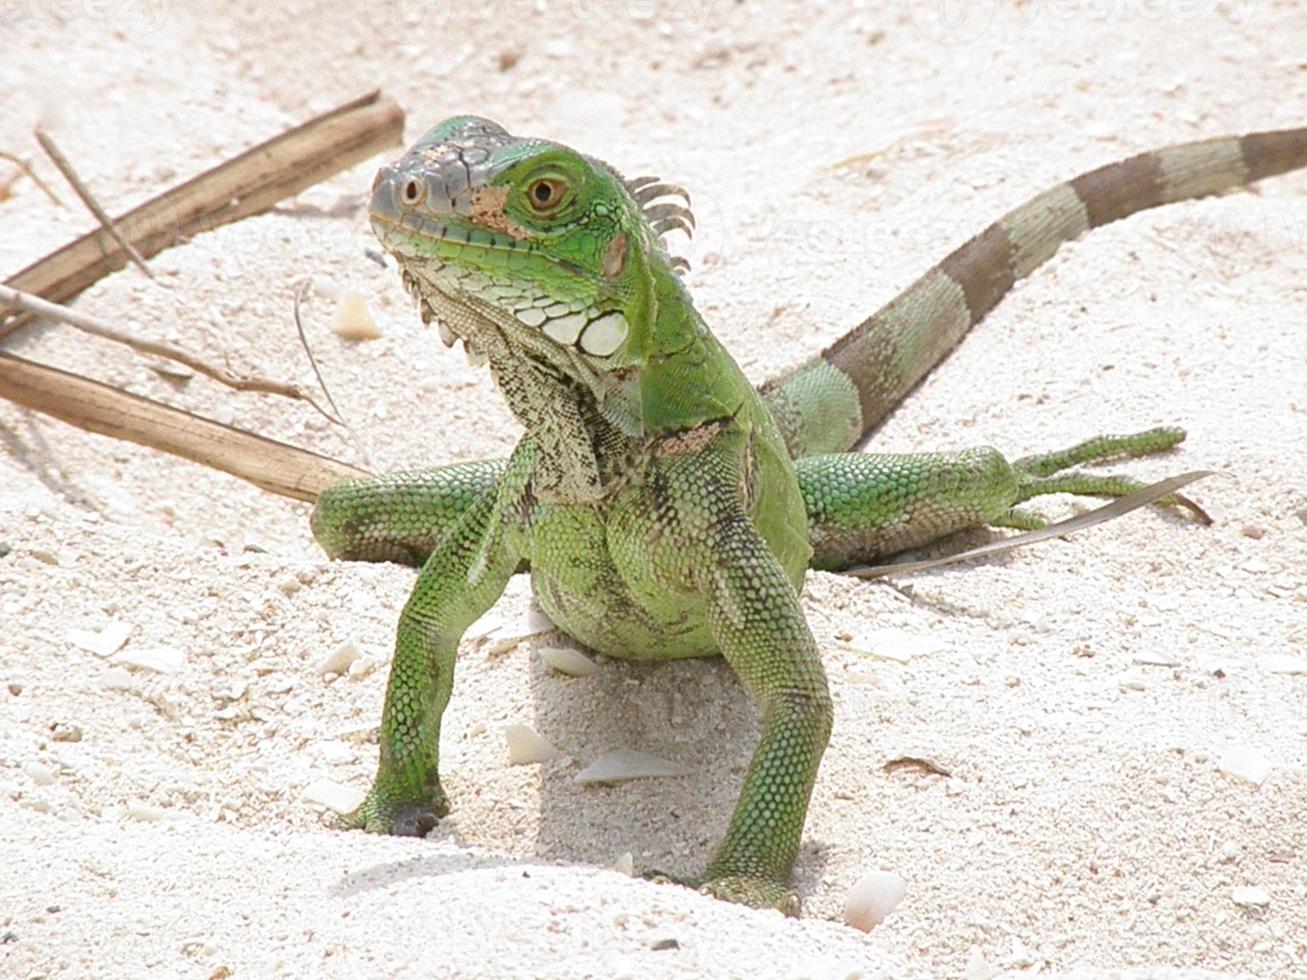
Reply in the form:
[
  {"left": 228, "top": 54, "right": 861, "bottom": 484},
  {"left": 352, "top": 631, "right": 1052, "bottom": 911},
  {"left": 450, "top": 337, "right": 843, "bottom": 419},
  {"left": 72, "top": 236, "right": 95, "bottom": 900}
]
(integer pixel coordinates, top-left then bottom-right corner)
[
  {"left": 35, "top": 128, "right": 153, "bottom": 278},
  {"left": 0, "top": 284, "right": 343, "bottom": 426},
  {"left": 293, "top": 279, "right": 373, "bottom": 469},
  {"left": 1, "top": 90, "right": 404, "bottom": 335},
  {"left": 0, "top": 351, "right": 366, "bottom": 501},
  {"left": 0, "top": 150, "right": 64, "bottom": 207}
]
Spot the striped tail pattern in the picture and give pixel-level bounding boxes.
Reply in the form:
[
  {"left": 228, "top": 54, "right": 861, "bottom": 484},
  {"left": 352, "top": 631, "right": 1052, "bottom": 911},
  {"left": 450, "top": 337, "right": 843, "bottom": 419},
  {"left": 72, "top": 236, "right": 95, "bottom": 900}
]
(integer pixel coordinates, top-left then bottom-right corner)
[{"left": 760, "top": 128, "right": 1307, "bottom": 458}]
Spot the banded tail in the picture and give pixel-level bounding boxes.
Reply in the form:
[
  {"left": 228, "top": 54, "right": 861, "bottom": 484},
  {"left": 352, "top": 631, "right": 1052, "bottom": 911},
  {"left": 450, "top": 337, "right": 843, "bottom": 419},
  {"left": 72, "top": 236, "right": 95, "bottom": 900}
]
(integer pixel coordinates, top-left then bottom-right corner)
[{"left": 760, "top": 128, "right": 1307, "bottom": 458}]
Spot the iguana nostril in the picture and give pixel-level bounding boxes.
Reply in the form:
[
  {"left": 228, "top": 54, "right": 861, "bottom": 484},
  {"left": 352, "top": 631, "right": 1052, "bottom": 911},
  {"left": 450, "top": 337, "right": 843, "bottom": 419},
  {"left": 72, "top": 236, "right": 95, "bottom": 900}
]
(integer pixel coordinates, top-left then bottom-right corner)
[{"left": 401, "top": 178, "right": 423, "bottom": 205}]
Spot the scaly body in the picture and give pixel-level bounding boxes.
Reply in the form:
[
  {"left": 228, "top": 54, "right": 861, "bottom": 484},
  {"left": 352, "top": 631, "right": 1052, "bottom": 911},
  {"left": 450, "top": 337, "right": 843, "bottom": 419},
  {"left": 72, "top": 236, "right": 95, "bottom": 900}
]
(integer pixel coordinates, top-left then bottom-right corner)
[{"left": 313, "top": 118, "right": 1307, "bottom": 912}]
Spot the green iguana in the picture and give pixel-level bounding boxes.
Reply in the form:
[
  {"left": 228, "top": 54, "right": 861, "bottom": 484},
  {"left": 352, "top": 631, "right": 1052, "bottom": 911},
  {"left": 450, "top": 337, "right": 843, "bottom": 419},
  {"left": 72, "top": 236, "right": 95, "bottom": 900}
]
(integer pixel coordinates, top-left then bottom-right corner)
[{"left": 311, "top": 117, "right": 1307, "bottom": 914}]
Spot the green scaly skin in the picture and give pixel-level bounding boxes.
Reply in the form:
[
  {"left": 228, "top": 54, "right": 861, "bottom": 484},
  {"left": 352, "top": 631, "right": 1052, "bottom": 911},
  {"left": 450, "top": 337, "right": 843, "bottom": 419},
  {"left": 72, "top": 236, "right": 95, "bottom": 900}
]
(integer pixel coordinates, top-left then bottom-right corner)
[{"left": 315, "top": 117, "right": 1307, "bottom": 913}]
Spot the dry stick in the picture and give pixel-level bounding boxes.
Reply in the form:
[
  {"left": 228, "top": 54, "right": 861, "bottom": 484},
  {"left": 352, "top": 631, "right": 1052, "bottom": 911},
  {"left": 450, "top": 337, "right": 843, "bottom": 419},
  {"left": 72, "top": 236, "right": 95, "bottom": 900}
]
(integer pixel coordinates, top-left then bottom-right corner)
[
  {"left": 0, "top": 351, "right": 367, "bottom": 502},
  {"left": 292, "top": 279, "right": 374, "bottom": 469},
  {"left": 0, "top": 90, "right": 404, "bottom": 336},
  {"left": 0, "top": 92, "right": 402, "bottom": 498},
  {"left": 0, "top": 284, "right": 343, "bottom": 426},
  {"left": 35, "top": 129, "right": 153, "bottom": 278},
  {"left": 0, "top": 150, "right": 65, "bottom": 207}
]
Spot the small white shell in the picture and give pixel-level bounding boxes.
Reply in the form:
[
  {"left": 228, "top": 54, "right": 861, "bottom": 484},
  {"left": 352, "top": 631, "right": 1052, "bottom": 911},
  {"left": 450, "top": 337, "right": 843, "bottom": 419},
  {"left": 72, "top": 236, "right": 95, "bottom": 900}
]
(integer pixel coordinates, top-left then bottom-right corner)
[
  {"left": 540, "top": 646, "right": 600, "bottom": 677},
  {"left": 303, "top": 778, "right": 364, "bottom": 814},
  {"left": 66, "top": 619, "right": 132, "bottom": 658},
  {"left": 318, "top": 639, "right": 362, "bottom": 676},
  {"left": 504, "top": 724, "right": 563, "bottom": 765},
  {"left": 1217, "top": 744, "right": 1273, "bottom": 785},
  {"left": 332, "top": 291, "right": 381, "bottom": 340},
  {"left": 112, "top": 647, "right": 185, "bottom": 675},
  {"left": 574, "top": 748, "right": 690, "bottom": 784},
  {"left": 1231, "top": 885, "right": 1271, "bottom": 908},
  {"left": 844, "top": 629, "right": 945, "bottom": 663},
  {"left": 844, "top": 871, "right": 906, "bottom": 932}
]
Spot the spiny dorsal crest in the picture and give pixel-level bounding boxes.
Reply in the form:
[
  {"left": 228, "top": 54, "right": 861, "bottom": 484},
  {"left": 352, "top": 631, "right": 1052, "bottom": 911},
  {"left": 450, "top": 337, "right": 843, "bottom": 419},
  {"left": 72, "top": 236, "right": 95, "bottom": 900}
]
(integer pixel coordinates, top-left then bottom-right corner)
[
  {"left": 585, "top": 154, "right": 696, "bottom": 273},
  {"left": 625, "top": 174, "right": 695, "bottom": 273}
]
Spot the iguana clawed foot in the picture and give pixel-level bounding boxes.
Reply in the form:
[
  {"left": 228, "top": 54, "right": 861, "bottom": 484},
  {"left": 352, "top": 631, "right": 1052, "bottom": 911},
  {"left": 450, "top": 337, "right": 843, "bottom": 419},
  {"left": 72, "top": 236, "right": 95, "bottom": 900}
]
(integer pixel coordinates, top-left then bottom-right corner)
[
  {"left": 645, "top": 868, "right": 801, "bottom": 917},
  {"left": 699, "top": 874, "right": 801, "bottom": 917},
  {"left": 337, "top": 780, "right": 450, "bottom": 836}
]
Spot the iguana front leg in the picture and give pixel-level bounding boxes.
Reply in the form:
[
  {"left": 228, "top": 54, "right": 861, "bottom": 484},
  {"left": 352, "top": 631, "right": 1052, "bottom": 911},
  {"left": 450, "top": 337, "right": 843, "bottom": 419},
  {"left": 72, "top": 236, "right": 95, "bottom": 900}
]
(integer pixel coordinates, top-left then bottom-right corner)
[
  {"left": 311, "top": 459, "right": 506, "bottom": 565},
  {"left": 799, "top": 426, "right": 1202, "bottom": 570},
  {"left": 694, "top": 516, "right": 833, "bottom": 915},
  {"left": 339, "top": 465, "right": 521, "bottom": 835}
]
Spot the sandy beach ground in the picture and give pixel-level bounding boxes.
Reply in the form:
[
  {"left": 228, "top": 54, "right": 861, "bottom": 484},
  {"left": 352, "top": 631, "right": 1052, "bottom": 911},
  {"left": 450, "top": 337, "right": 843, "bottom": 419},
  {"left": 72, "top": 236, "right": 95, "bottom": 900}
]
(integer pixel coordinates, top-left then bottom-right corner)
[{"left": 2, "top": 2, "right": 1305, "bottom": 977}]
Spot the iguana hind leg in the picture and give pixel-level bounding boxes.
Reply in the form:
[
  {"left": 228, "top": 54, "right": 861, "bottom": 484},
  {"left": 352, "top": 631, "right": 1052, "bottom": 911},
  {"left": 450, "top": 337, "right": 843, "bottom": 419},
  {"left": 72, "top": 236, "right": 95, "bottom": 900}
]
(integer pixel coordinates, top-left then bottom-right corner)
[{"left": 799, "top": 426, "right": 1202, "bottom": 570}]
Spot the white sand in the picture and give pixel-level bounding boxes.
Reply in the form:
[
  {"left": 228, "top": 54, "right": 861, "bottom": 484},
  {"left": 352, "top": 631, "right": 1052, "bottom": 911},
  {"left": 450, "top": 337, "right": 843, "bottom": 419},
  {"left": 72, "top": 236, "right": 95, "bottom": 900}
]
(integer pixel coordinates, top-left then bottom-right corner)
[{"left": 2, "top": 3, "right": 1305, "bottom": 977}]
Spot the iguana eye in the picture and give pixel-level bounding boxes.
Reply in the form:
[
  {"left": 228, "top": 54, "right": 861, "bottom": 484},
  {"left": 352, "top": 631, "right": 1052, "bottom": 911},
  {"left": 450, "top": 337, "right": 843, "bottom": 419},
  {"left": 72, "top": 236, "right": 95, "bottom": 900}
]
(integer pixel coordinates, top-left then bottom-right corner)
[
  {"left": 527, "top": 178, "right": 567, "bottom": 212},
  {"left": 400, "top": 179, "right": 424, "bottom": 205}
]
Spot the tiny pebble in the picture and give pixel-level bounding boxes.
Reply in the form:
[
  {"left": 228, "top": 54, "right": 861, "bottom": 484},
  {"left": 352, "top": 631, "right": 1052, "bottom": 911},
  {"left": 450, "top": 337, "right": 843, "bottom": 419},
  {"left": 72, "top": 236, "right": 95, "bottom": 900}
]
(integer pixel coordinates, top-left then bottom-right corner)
[
  {"left": 1258, "top": 654, "right": 1307, "bottom": 675},
  {"left": 211, "top": 681, "right": 248, "bottom": 703},
  {"left": 332, "top": 290, "right": 382, "bottom": 340},
  {"left": 23, "top": 761, "right": 55, "bottom": 787},
  {"left": 1240, "top": 524, "right": 1264, "bottom": 539},
  {"left": 50, "top": 723, "right": 82, "bottom": 743},
  {"left": 127, "top": 802, "right": 169, "bottom": 822},
  {"left": 113, "top": 647, "right": 185, "bottom": 675},
  {"left": 504, "top": 724, "right": 563, "bottom": 765},
  {"left": 317, "top": 741, "right": 355, "bottom": 765},
  {"left": 965, "top": 945, "right": 996, "bottom": 980},
  {"left": 1132, "top": 653, "right": 1180, "bottom": 667},
  {"left": 66, "top": 619, "right": 132, "bottom": 658},
  {"left": 1231, "top": 885, "right": 1271, "bottom": 908},
  {"left": 540, "top": 646, "right": 600, "bottom": 677},
  {"left": 100, "top": 667, "right": 134, "bottom": 690},
  {"left": 346, "top": 658, "right": 376, "bottom": 679},
  {"left": 319, "top": 639, "right": 362, "bottom": 676},
  {"left": 265, "top": 677, "right": 295, "bottom": 695},
  {"left": 844, "top": 870, "right": 906, "bottom": 932},
  {"left": 612, "top": 852, "right": 635, "bottom": 876}
]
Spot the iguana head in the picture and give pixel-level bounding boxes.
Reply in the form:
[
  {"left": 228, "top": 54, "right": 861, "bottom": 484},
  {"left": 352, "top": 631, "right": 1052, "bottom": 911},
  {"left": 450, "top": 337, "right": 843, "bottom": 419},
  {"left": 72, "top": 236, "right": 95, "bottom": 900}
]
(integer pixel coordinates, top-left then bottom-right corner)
[
  {"left": 370, "top": 117, "right": 739, "bottom": 500},
  {"left": 370, "top": 115, "right": 691, "bottom": 370}
]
